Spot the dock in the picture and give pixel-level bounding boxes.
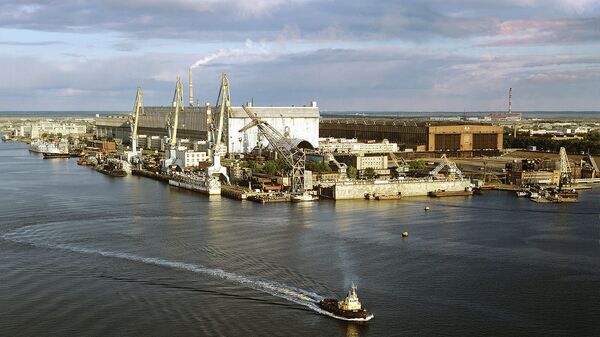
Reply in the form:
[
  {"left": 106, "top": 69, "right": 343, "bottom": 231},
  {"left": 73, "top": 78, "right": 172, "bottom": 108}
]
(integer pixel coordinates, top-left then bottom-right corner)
[{"left": 132, "top": 168, "right": 169, "bottom": 182}]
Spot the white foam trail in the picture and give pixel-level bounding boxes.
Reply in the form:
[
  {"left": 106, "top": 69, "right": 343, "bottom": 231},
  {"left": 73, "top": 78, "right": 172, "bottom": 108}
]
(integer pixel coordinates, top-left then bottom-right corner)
[{"left": 1, "top": 231, "right": 329, "bottom": 313}]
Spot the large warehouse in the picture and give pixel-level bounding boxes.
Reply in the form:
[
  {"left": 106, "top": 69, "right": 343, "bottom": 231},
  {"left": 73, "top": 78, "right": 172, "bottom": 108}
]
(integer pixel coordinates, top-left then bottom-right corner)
[
  {"left": 95, "top": 102, "right": 320, "bottom": 153},
  {"left": 95, "top": 106, "right": 208, "bottom": 142},
  {"left": 227, "top": 103, "right": 319, "bottom": 153},
  {"left": 319, "top": 119, "right": 503, "bottom": 153}
]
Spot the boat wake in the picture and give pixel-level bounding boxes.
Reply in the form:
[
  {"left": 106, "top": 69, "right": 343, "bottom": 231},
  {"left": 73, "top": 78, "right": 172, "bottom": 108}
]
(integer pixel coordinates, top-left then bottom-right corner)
[{"left": 1, "top": 229, "right": 369, "bottom": 321}]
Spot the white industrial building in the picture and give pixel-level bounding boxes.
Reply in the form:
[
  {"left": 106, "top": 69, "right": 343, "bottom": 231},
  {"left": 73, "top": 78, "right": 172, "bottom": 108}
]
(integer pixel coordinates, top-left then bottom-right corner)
[
  {"left": 226, "top": 102, "right": 320, "bottom": 154},
  {"left": 319, "top": 138, "right": 399, "bottom": 154},
  {"left": 95, "top": 102, "right": 319, "bottom": 155},
  {"left": 178, "top": 149, "right": 208, "bottom": 167},
  {"left": 15, "top": 121, "right": 87, "bottom": 139}
]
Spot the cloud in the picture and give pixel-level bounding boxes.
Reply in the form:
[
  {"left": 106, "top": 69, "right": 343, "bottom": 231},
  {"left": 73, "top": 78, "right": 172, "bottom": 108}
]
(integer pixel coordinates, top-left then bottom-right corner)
[
  {"left": 1, "top": 47, "right": 598, "bottom": 111},
  {"left": 1, "top": 0, "right": 596, "bottom": 44},
  {"left": 0, "top": 40, "right": 65, "bottom": 46},
  {"left": 479, "top": 17, "right": 600, "bottom": 46},
  {"left": 0, "top": 1, "right": 598, "bottom": 111}
]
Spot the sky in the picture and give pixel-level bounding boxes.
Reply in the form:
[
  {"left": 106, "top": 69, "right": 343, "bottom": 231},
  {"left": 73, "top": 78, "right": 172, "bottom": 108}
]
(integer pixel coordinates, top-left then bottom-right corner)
[{"left": 0, "top": 0, "right": 598, "bottom": 111}]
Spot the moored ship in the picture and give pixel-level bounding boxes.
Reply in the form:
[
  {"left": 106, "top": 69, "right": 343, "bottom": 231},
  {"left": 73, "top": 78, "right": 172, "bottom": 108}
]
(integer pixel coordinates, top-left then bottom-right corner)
[
  {"left": 30, "top": 139, "right": 70, "bottom": 158},
  {"left": 95, "top": 159, "right": 130, "bottom": 177},
  {"left": 318, "top": 284, "right": 373, "bottom": 321}
]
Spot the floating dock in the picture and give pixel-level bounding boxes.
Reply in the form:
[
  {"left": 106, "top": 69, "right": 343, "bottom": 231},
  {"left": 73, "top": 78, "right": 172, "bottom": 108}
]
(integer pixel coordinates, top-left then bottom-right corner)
[
  {"left": 168, "top": 174, "right": 221, "bottom": 195},
  {"left": 320, "top": 179, "right": 472, "bottom": 200}
]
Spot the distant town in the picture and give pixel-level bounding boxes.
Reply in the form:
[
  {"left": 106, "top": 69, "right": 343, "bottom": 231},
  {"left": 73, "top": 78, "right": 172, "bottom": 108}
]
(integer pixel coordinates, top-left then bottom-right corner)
[{"left": 2, "top": 82, "right": 599, "bottom": 204}]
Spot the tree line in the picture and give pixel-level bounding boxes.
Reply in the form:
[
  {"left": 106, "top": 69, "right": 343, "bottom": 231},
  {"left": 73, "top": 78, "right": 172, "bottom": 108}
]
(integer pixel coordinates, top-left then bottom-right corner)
[{"left": 504, "top": 131, "right": 600, "bottom": 155}]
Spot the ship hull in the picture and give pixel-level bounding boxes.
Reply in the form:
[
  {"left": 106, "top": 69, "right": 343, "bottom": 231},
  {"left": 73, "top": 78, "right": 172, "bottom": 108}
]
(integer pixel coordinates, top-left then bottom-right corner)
[
  {"left": 318, "top": 298, "right": 372, "bottom": 321},
  {"left": 43, "top": 153, "right": 70, "bottom": 159},
  {"left": 95, "top": 167, "right": 127, "bottom": 177}
]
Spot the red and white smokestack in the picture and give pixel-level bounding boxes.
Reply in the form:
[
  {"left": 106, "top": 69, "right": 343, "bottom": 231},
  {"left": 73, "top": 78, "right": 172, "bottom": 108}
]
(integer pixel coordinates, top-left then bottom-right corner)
[{"left": 189, "top": 67, "right": 194, "bottom": 107}]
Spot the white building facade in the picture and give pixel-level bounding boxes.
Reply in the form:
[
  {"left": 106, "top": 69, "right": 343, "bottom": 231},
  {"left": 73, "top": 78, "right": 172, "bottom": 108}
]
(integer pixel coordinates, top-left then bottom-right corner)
[
  {"left": 15, "top": 121, "right": 87, "bottom": 139},
  {"left": 319, "top": 138, "right": 399, "bottom": 153},
  {"left": 226, "top": 103, "right": 320, "bottom": 154}
]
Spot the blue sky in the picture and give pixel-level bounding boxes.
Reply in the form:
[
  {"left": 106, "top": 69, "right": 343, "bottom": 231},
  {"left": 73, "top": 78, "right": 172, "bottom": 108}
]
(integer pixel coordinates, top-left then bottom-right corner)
[{"left": 0, "top": 0, "right": 598, "bottom": 111}]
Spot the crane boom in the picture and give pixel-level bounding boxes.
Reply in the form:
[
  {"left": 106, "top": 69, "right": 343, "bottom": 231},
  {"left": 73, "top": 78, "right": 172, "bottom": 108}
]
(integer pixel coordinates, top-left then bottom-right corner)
[
  {"left": 429, "top": 154, "right": 462, "bottom": 179},
  {"left": 126, "top": 87, "right": 144, "bottom": 164},
  {"left": 131, "top": 87, "right": 144, "bottom": 141},
  {"left": 167, "top": 76, "right": 184, "bottom": 148},
  {"left": 559, "top": 147, "right": 572, "bottom": 188},
  {"left": 389, "top": 152, "right": 409, "bottom": 174},
  {"left": 205, "top": 73, "right": 230, "bottom": 183},
  {"left": 241, "top": 105, "right": 306, "bottom": 194},
  {"left": 162, "top": 77, "right": 185, "bottom": 172},
  {"left": 212, "top": 73, "right": 230, "bottom": 155}
]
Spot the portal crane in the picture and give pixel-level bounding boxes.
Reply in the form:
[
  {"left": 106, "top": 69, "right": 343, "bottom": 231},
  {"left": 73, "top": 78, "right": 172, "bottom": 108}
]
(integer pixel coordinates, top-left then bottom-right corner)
[
  {"left": 240, "top": 105, "right": 306, "bottom": 194},
  {"left": 324, "top": 152, "right": 347, "bottom": 175},
  {"left": 163, "top": 76, "right": 185, "bottom": 172},
  {"left": 429, "top": 154, "right": 463, "bottom": 179},
  {"left": 389, "top": 152, "right": 409, "bottom": 175},
  {"left": 126, "top": 87, "right": 144, "bottom": 164},
  {"left": 206, "top": 73, "right": 230, "bottom": 183},
  {"left": 559, "top": 147, "right": 572, "bottom": 188}
]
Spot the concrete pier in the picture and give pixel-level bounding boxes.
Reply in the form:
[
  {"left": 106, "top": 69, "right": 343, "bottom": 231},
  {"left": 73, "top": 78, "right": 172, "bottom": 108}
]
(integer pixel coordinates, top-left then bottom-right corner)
[{"left": 320, "top": 179, "right": 471, "bottom": 200}]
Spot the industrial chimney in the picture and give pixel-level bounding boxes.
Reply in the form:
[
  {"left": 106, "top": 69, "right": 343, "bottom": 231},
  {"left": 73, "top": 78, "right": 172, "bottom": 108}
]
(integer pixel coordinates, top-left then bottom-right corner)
[
  {"left": 189, "top": 67, "right": 194, "bottom": 107},
  {"left": 508, "top": 87, "right": 512, "bottom": 114}
]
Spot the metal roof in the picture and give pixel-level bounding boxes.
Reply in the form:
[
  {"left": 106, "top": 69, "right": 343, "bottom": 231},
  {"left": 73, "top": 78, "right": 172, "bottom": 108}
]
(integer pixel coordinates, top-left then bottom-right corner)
[{"left": 229, "top": 106, "right": 319, "bottom": 119}]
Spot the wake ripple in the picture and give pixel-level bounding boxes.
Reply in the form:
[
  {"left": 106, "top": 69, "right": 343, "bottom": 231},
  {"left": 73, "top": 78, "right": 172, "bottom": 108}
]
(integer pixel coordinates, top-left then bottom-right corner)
[{"left": 1, "top": 230, "right": 366, "bottom": 321}]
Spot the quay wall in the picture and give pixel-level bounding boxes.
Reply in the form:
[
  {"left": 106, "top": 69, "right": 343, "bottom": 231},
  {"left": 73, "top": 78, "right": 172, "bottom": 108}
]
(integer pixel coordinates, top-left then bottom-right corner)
[{"left": 322, "top": 179, "right": 471, "bottom": 200}]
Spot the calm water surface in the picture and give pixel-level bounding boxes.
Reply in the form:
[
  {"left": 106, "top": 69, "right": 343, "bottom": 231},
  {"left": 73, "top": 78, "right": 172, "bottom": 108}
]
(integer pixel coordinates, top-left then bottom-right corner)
[{"left": 1, "top": 142, "right": 599, "bottom": 336}]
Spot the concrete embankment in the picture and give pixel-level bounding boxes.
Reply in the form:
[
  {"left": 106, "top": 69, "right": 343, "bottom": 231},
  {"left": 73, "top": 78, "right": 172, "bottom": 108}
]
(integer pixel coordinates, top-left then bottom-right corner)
[{"left": 320, "top": 179, "right": 471, "bottom": 200}]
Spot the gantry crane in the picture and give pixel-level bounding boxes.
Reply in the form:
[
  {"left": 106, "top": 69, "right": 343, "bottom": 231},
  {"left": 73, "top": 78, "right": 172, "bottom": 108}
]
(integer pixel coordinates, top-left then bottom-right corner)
[
  {"left": 206, "top": 73, "right": 230, "bottom": 183},
  {"left": 429, "top": 154, "right": 463, "bottom": 179},
  {"left": 558, "top": 147, "right": 572, "bottom": 189},
  {"left": 163, "top": 76, "right": 185, "bottom": 172},
  {"left": 389, "top": 152, "right": 409, "bottom": 176},
  {"left": 126, "top": 87, "right": 144, "bottom": 164},
  {"left": 240, "top": 105, "right": 306, "bottom": 194}
]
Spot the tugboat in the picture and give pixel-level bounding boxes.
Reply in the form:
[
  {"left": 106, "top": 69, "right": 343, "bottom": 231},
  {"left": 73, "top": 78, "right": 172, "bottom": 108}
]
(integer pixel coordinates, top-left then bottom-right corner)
[{"left": 319, "top": 284, "right": 374, "bottom": 321}]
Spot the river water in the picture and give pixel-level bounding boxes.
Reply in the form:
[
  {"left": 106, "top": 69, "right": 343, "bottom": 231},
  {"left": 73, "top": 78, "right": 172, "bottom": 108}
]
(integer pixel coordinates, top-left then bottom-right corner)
[{"left": 1, "top": 141, "right": 599, "bottom": 336}]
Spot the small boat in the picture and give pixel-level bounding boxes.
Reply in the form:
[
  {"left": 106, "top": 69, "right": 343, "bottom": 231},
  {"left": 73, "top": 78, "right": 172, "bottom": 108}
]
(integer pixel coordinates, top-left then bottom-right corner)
[
  {"left": 96, "top": 165, "right": 127, "bottom": 177},
  {"left": 428, "top": 188, "right": 473, "bottom": 197},
  {"left": 374, "top": 193, "right": 402, "bottom": 200},
  {"left": 556, "top": 189, "right": 578, "bottom": 198},
  {"left": 516, "top": 190, "right": 528, "bottom": 197},
  {"left": 424, "top": 206, "right": 430, "bottom": 211},
  {"left": 291, "top": 192, "right": 319, "bottom": 202},
  {"left": 318, "top": 284, "right": 373, "bottom": 321},
  {"left": 95, "top": 160, "right": 128, "bottom": 177}
]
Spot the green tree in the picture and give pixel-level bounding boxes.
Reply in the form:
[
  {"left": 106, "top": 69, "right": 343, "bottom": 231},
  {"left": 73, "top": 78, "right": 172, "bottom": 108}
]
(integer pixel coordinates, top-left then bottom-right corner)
[
  {"left": 306, "top": 160, "right": 333, "bottom": 173},
  {"left": 262, "top": 159, "right": 285, "bottom": 176},
  {"left": 409, "top": 160, "right": 426, "bottom": 170},
  {"left": 585, "top": 130, "right": 600, "bottom": 142},
  {"left": 347, "top": 166, "right": 357, "bottom": 179},
  {"left": 245, "top": 160, "right": 258, "bottom": 170},
  {"left": 363, "top": 167, "right": 376, "bottom": 179}
]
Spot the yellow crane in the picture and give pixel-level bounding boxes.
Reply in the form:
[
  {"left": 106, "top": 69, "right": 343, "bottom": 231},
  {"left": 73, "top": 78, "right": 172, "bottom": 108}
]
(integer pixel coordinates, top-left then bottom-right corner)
[
  {"left": 126, "top": 87, "right": 144, "bottom": 164},
  {"left": 206, "top": 73, "right": 230, "bottom": 183},
  {"left": 163, "top": 77, "right": 185, "bottom": 172},
  {"left": 429, "top": 154, "right": 463, "bottom": 179}
]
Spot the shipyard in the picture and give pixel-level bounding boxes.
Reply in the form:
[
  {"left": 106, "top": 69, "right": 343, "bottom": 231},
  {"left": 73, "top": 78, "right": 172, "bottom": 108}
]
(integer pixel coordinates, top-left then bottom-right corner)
[
  {"left": 1, "top": 1, "right": 600, "bottom": 335},
  {"left": 3, "top": 78, "right": 598, "bottom": 205}
]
